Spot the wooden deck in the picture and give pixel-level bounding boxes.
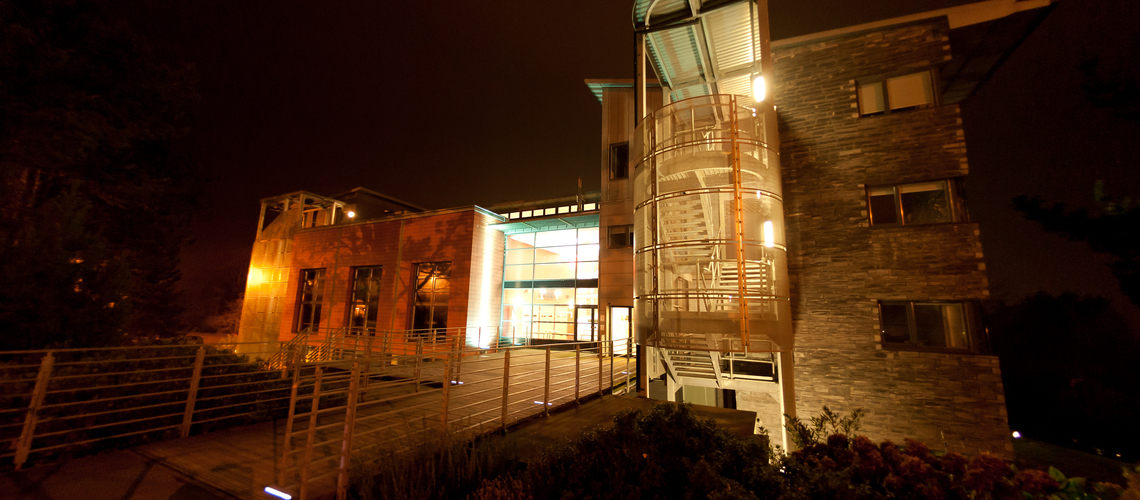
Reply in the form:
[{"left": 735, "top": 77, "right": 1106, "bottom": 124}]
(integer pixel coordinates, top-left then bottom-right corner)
[{"left": 133, "top": 348, "right": 629, "bottom": 499}]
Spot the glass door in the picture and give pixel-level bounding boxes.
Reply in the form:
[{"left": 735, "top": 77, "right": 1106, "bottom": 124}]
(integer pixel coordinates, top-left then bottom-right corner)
[
  {"left": 575, "top": 306, "right": 597, "bottom": 342},
  {"left": 610, "top": 306, "right": 632, "bottom": 356}
]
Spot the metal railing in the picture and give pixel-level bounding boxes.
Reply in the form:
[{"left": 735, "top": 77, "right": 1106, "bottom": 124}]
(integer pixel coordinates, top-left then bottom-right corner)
[
  {"left": 273, "top": 331, "right": 636, "bottom": 500},
  {"left": 0, "top": 326, "right": 637, "bottom": 497}
]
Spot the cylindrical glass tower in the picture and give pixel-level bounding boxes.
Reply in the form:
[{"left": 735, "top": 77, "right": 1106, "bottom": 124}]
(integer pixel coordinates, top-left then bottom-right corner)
[{"left": 632, "top": 96, "right": 791, "bottom": 354}]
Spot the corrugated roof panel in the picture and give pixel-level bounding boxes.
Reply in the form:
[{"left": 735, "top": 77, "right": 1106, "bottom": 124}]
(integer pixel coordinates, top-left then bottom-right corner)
[
  {"left": 648, "top": 26, "right": 704, "bottom": 88},
  {"left": 704, "top": 2, "right": 755, "bottom": 72},
  {"left": 717, "top": 73, "right": 751, "bottom": 99}
]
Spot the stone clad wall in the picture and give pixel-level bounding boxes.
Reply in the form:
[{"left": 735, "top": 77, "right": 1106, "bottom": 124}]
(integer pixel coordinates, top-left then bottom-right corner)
[{"left": 772, "top": 19, "right": 1012, "bottom": 457}]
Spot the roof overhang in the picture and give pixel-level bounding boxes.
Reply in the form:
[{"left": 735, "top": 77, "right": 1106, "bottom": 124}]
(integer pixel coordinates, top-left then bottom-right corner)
[
  {"left": 489, "top": 213, "right": 600, "bottom": 235},
  {"left": 632, "top": 0, "right": 767, "bottom": 103}
]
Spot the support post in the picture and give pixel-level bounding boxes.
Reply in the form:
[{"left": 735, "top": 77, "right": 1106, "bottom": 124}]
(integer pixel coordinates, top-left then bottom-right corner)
[
  {"left": 598, "top": 344, "right": 604, "bottom": 396},
  {"left": 779, "top": 350, "right": 797, "bottom": 451},
  {"left": 500, "top": 349, "right": 511, "bottom": 431},
  {"left": 574, "top": 345, "right": 581, "bottom": 402},
  {"left": 440, "top": 352, "right": 453, "bottom": 436},
  {"left": 336, "top": 362, "right": 362, "bottom": 500},
  {"left": 180, "top": 346, "right": 206, "bottom": 438},
  {"left": 299, "top": 366, "right": 324, "bottom": 500},
  {"left": 15, "top": 351, "right": 54, "bottom": 470},
  {"left": 414, "top": 338, "right": 424, "bottom": 392},
  {"left": 543, "top": 347, "right": 551, "bottom": 416},
  {"left": 635, "top": 32, "right": 647, "bottom": 124},
  {"left": 279, "top": 364, "right": 302, "bottom": 487}
]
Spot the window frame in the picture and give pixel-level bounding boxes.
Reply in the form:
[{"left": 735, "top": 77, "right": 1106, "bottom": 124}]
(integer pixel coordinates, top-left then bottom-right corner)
[
  {"left": 346, "top": 265, "right": 383, "bottom": 334},
  {"left": 857, "top": 69, "right": 938, "bottom": 116},
  {"left": 877, "top": 300, "right": 981, "bottom": 353},
  {"left": 295, "top": 268, "right": 326, "bottom": 333},
  {"left": 607, "top": 224, "right": 634, "bottom": 249},
  {"left": 866, "top": 177, "right": 968, "bottom": 226},
  {"left": 410, "top": 261, "right": 452, "bottom": 340},
  {"left": 609, "top": 142, "right": 630, "bottom": 180}
]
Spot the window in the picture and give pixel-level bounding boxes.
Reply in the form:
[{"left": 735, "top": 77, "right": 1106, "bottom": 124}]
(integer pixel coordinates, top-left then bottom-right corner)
[
  {"left": 297, "top": 269, "right": 326, "bottom": 332},
  {"left": 609, "top": 142, "right": 630, "bottom": 179},
  {"left": 868, "top": 179, "right": 967, "bottom": 226},
  {"left": 607, "top": 224, "right": 634, "bottom": 249},
  {"left": 348, "top": 266, "right": 382, "bottom": 334},
  {"left": 412, "top": 262, "right": 451, "bottom": 339},
  {"left": 858, "top": 71, "right": 935, "bottom": 115},
  {"left": 879, "top": 301, "right": 971, "bottom": 350}
]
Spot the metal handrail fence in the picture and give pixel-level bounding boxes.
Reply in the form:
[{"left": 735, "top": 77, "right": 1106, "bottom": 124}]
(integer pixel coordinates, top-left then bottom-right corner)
[
  {"left": 274, "top": 330, "right": 637, "bottom": 500},
  {"left": 0, "top": 340, "right": 300, "bottom": 470}
]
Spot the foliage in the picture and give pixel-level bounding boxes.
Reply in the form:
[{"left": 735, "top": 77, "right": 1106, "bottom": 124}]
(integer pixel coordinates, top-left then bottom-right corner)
[
  {"left": 986, "top": 292, "right": 1140, "bottom": 461},
  {"left": 1013, "top": 182, "right": 1140, "bottom": 307},
  {"left": 0, "top": 0, "right": 201, "bottom": 348},
  {"left": 351, "top": 434, "right": 522, "bottom": 500},
  {"left": 783, "top": 405, "right": 866, "bottom": 449},
  {"left": 203, "top": 295, "right": 243, "bottom": 333}
]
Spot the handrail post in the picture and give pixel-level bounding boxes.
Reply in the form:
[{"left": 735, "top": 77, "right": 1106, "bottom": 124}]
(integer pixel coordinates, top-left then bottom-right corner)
[
  {"left": 500, "top": 349, "right": 511, "bottom": 431},
  {"left": 543, "top": 347, "right": 551, "bottom": 416},
  {"left": 414, "top": 338, "right": 424, "bottom": 393},
  {"left": 574, "top": 345, "right": 581, "bottom": 403},
  {"left": 626, "top": 331, "right": 632, "bottom": 395},
  {"left": 279, "top": 364, "right": 302, "bottom": 487},
  {"left": 598, "top": 343, "right": 604, "bottom": 396},
  {"left": 180, "top": 346, "right": 206, "bottom": 438},
  {"left": 440, "top": 352, "right": 453, "bottom": 436},
  {"left": 15, "top": 351, "right": 54, "bottom": 470},
  {"left": 300, "top": 366, "right": 324, "bottom": 500},
  {"left": 336, "top": 361, "right": 362, "bottom": 500},
  {"left": 609, "top": 340, "right": 615, "bottom": 394}
]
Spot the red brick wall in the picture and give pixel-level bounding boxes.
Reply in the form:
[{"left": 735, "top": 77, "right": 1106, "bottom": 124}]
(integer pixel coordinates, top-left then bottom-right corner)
[{"left": 280, "top": 210, "right": 479, "bottom": 342}]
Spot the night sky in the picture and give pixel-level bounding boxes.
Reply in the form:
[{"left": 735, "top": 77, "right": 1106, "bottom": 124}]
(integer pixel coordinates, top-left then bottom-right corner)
[{"left": 117, "top": 0, "right": 1140, "bottom": 326}]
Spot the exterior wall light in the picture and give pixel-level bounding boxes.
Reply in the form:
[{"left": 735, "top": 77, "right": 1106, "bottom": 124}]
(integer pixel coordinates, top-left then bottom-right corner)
[
  {"left": 763, "top": 221, "right": 775, "bottom": 248},
  {"left": 753, "top": 75, "right": 767, "bottom": 102},
  {"left": 346, "top": 211, "right": 356, "bottom": 218},
  {"left": 264, "top": 487, "right": 292, "bottom": 499},
  {"left": 1012, "top": 431, "right": 1021, "bottom": 439}
]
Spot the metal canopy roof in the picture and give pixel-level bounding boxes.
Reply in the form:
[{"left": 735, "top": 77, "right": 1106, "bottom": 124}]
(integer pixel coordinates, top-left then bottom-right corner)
[{"left": 633, "top": 0, "right": 764, "bottom": 103}]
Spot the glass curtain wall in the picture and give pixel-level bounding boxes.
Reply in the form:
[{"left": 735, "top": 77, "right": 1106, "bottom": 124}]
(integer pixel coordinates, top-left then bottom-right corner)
[{"left": 501, "top": 228, "right": 600, "bottom": 344}]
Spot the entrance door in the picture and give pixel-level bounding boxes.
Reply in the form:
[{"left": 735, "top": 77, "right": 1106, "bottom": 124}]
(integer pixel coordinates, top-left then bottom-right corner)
[
  {"left": 575, "top": 306, "right": 597, "bottom": 342},
  {"left": 610, "top": 306, "right": 632, "bottom": 356}
]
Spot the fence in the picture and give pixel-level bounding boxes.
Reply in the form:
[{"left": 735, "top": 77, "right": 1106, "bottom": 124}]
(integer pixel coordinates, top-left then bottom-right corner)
[{"left": 0, "top": 326, "right": 636, "bottom": 499}]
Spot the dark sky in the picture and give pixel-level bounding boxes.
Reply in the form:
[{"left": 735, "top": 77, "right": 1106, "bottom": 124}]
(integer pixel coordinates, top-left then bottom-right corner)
[{"left": 118, "top": 0, "right": 1140, "bottom": 324}]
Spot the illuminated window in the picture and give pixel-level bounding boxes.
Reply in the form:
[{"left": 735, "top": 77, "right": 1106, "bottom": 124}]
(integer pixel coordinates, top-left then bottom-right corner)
[
  {"left": 858, "top": 71, "right": 935, "bottom": 115},
  {"left": 296, "top": 269, "right": 326, "bottom": 332},
  {"left": 500, "top": 228, "right": 600, "bottom": 343},
  {"left": 348, "top": 266, "right": 382, "bottom": 334},
  {"left": 868, "top": 179, "right": 967, "bottom": 226},
  {"left": 412, "top": 262, "right": 451, "bottom": 339},
  {"left": 879, "top": 301, "right": 971, "bottom": 350},
  {"left": 609, "top": 142, "right": 630, "bottom": 179},
  {"left": 607, "top": 224, "right": 634, "bottom": 249}
]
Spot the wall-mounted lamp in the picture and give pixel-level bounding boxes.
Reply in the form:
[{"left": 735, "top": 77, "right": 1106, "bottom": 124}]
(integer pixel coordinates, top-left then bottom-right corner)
[
  {"left": 763, "top": 221, "right": 774, "bottom": 248},
  {"left": 346, "top": 211, "right": 356, "bottom": 218},
  {"left": 753, "top": 75, "right": 767, "bottom": 102}
]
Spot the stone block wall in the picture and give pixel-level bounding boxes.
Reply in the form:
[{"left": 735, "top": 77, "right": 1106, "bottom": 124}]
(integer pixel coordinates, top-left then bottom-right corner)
[{"left": 772, "top": 19, "right": 1012, "bottom": 457}]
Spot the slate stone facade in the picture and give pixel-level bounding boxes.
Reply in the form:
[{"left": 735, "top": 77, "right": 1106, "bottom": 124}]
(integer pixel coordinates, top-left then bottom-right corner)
[{"left": 771, "top": 18, "right": 1012, "bottom": 457}]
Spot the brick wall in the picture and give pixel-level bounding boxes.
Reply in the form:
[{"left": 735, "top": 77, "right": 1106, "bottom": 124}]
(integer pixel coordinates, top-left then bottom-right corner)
[
  {"left": 281, "top": 209, "right": 480, "bottom": 343},
  {"left": 773, "top": 19, "right": 1011, "bottom": 457}
]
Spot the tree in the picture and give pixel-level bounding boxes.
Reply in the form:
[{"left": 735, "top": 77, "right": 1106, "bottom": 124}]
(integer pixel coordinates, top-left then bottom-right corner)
[
  {"left": 1013, "top": 182, "right": 1140, "bottom": 307},
  {"left": 0, "top": 0, "right": 200, "bottom": 348}
]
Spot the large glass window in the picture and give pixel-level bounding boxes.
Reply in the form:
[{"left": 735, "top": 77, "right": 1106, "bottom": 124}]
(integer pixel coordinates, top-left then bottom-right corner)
[
  {"left": 858, "top": 71, "right": 935, "bottom": 115},
  {"left": 868, "top": 179, "right": 968, "bottom": 226},
  {"left": 412, "top": 262, "right": 451, "bottom": 339},
  {"left": 879, "top": 301, "right": 971, "bottom": 350},
  {"left": 348, "top": 266, "right": 382, "bottom": 334},
  {"left": 297, "top": 269, "right": 326, "bottom": 332},
  {"left": 500, "top": 228, "right": 600, "bottom": 343}
]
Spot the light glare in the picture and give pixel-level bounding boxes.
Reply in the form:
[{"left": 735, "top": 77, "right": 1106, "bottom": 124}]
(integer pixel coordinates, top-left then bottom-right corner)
[
  {"left": 346, "top": 211, "right": 356, "bottom": 218},
  {"left": 753, "top": 75, "right": 766, "bottom": 102},
  {"left": 763, "top": 221, "right": 774, "bottom": 248},
  {"left": 1012, "top": 431, "right": 1021, "bottom": 439},
  {"left": 264, "top": 487, "right": 292, "bottom": 499}
]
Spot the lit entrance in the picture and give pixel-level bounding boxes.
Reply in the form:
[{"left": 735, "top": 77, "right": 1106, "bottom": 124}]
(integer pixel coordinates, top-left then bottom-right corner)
[
  {"left": 610, "top": 306, "right": 632, "bottom": 356},
  {"left": 575, "top": 306, "right": 597, "bottom": 342}
]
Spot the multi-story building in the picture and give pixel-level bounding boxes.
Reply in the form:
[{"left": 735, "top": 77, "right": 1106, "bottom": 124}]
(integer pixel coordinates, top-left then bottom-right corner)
[{"left": 238, "top": 0, "right": 1052, "bottom": 457}]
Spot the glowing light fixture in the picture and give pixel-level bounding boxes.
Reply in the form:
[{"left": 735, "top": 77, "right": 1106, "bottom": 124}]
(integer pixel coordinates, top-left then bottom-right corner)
[
  {"left": 1012, "top": 431, "right": 1021, "bottom": 439},
  {"left": 247, "top": 268, "right": 263, "bottom": 286},
  {"left": 763, "top": 221, "right": 774, "bottom": 248},
  {"left": 264, "top": 487, "right": 292, "bottom": 499},
  {"left": 346, "top": 210, "right": 355, "bottom": 218},
  {"left": 753, "top": 75, "right": 767, "bottom": 102}
]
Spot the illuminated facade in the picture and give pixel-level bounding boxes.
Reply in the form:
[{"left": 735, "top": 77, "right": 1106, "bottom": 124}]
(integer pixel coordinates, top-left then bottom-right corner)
[{"left": 237, "top": 0, "right": 1053, "bottom": 458}]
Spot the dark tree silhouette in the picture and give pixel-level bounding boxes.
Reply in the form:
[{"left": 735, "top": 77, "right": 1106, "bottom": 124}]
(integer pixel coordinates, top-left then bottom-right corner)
[
  {"left": 1013, "top": 182, "right": 1140, "bottom": 307},
  {"left": 0, "top": 0, "right": 200, "bottom": 349}
]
